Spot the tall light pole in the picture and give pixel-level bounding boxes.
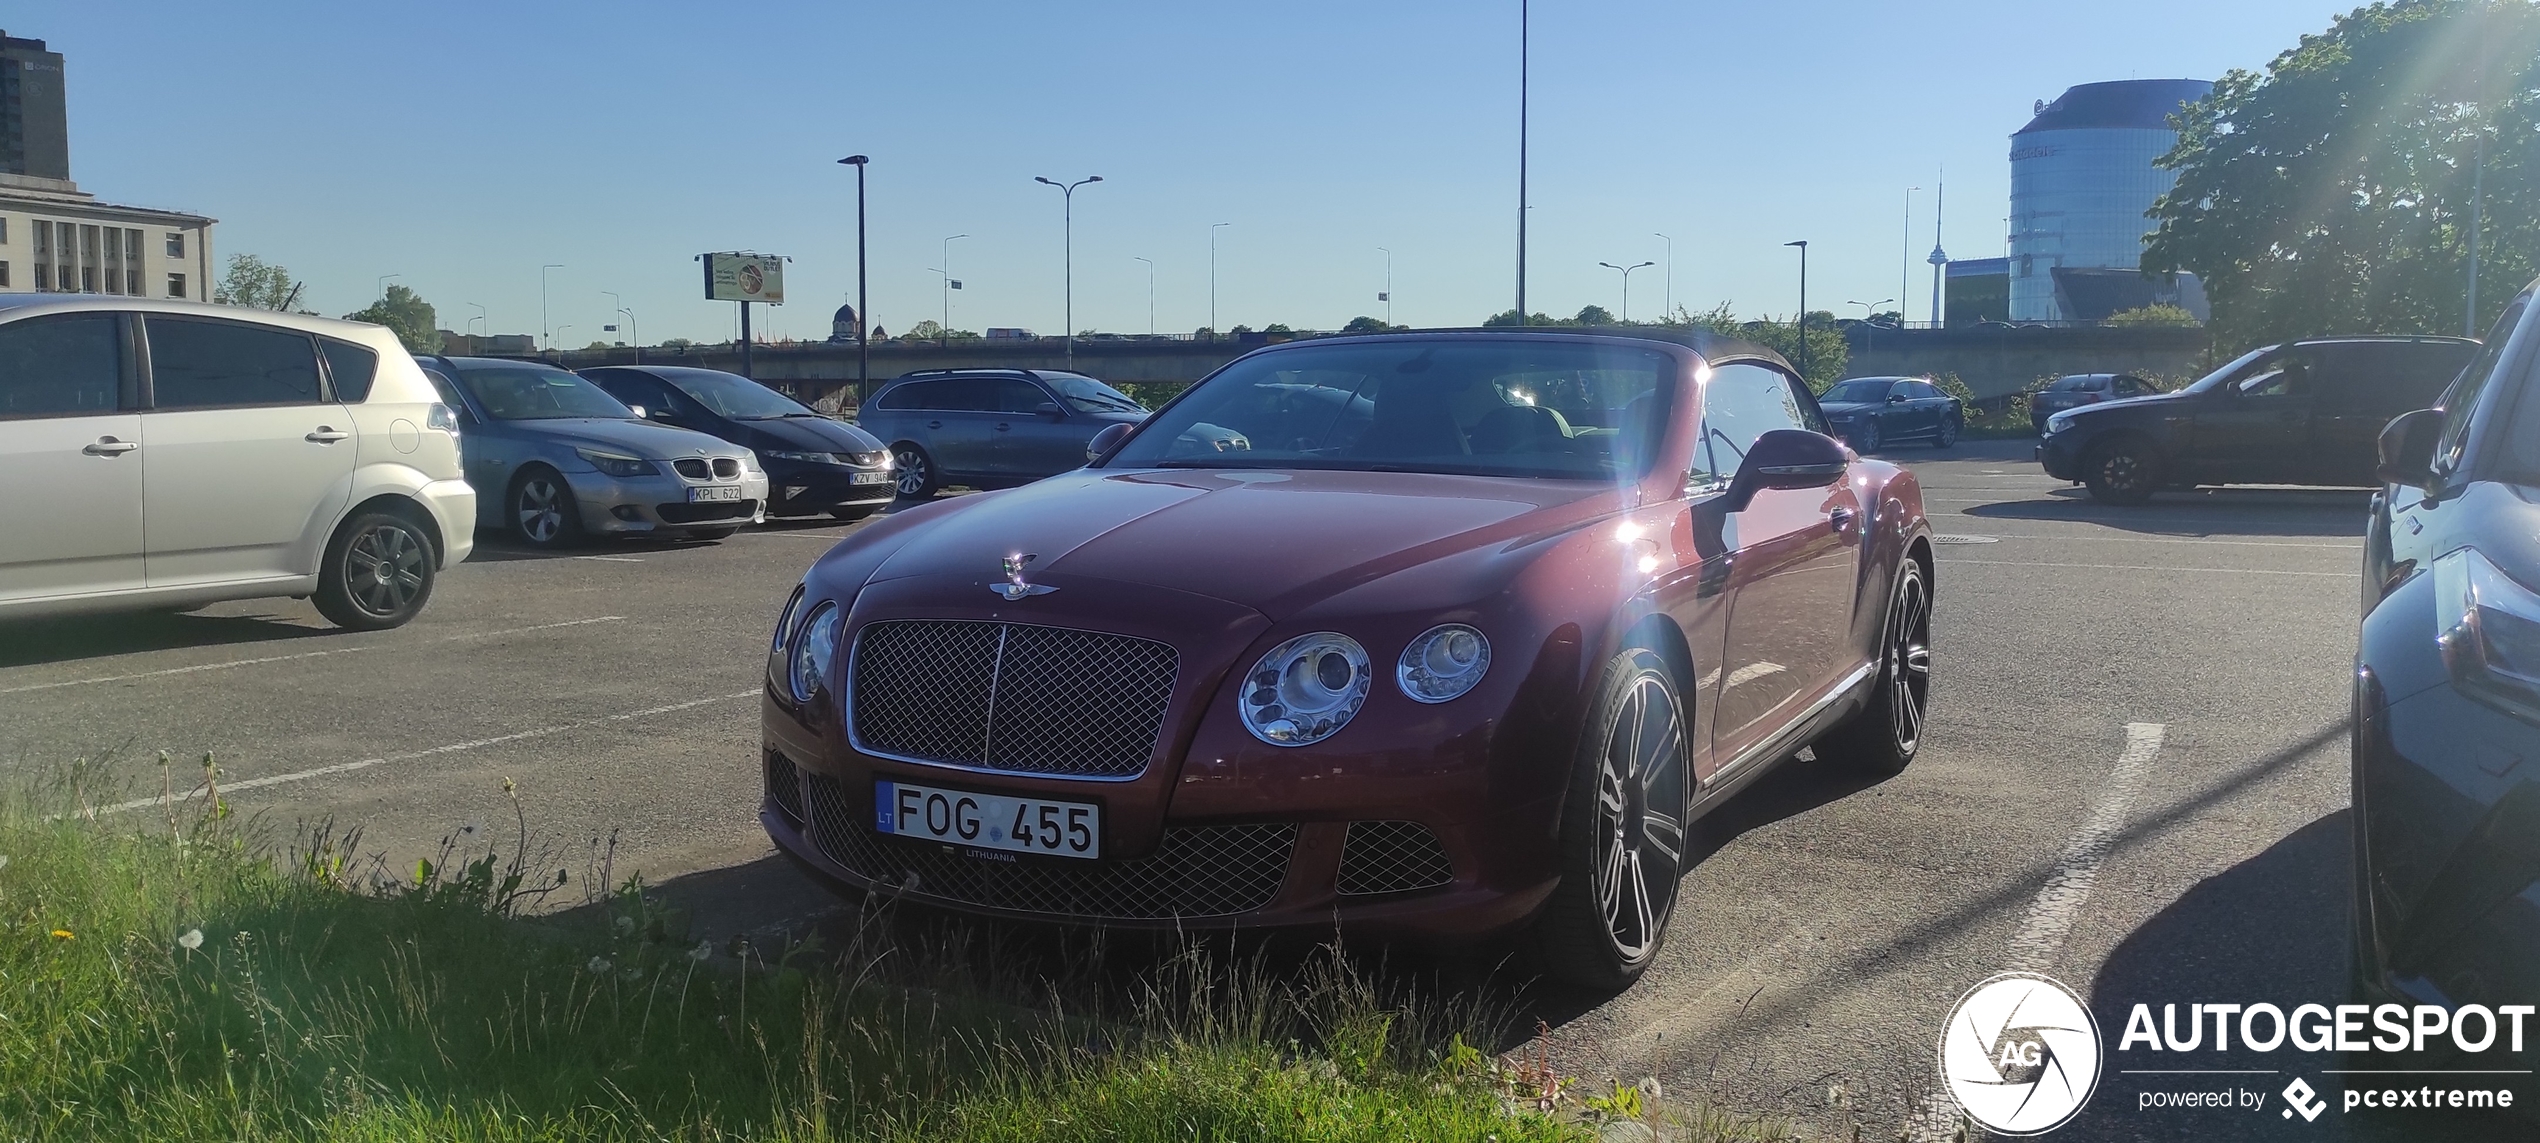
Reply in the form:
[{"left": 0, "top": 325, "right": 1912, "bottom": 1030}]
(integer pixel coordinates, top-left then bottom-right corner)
[
  {"left": 2467, "top": 128, "right": 2486, "bottom": 336},
  {"left": 837, "top": 156, "right": 872, "bottom": 402},
  {"left": 1784, "top": 241, "right": 1810, "bottom": 380},
  {"left": 1133, "top": 256, "right": 1155, "bottom": 336},
  {"left": 1653, "top": 233, "right": 1673, "bottom": 320},
  {"left": 553, "top": 324, "right": 574, "bottom": 353},
  {"left": 539, "top": 264, "right": 563, "bottom": 351},
  {"left": 1515, "top": 0, "right": 1530, "bottom": 325},
  {"left": 465, "top": 301, "right": 485, "bottom": 337},
  {"left": 1209, "top": 222, "right": 1230, "bottom": 336},
  {"left": 1377, "top": 246, "right": 1394, "bottom": 326},
  {"left": 376, "top": 273, "right": 400, "bottom": 302},
  {"left": 1035, "top": 174, "right": 1103, "bottom": 364},
  {"left": 1900, "top": 186, "right": 1919, "bottom": 326},
  {"left": 1597, "top": 260, "right": 1655, "bottom": 322},
  {"left": 939, "top": 233, "right": 968, "bottom": 344},
  {"left": 1848, "top": 298, "right": 1895, "bottom": 319}
]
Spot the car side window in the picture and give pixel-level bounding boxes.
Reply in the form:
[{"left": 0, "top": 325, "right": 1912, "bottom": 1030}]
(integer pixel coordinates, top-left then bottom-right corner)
[
  {"left": 0, "top": 313, "right": 124, "bottom": 419},
  {"left": 592, "top": 371, "right": 668, "bottom": 411},
  {"left": 1911, "top": 381, "right": 1942, "bottom": 400},
  {"left": 987, "top": 378, "right": 1050, "bottom": 413},
  {"left": 2237, "top": 351, "right": 2317, "bottom": 400},
  {"left": 319, "top": 339, "right": 378, "bottom": 403},
  {"left": 2440, "top": 294, "right": 2532, "bottom": 473},
  {"left": 1692, "top": 363, "right": 1812, "bottom": 491},
  {"left": 146, "top": 317, "right": 322, "bottom": 409}
]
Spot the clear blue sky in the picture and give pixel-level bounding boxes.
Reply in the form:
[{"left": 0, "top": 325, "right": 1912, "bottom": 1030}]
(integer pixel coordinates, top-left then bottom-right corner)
[{"left": 18, "top": 1, "right": 2351, "bottom": 346}]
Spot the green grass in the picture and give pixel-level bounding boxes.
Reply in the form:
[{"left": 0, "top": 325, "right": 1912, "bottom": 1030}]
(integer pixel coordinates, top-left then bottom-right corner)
[{"left": 0, "top": 774, "right": 1613, "bottom": 1142}]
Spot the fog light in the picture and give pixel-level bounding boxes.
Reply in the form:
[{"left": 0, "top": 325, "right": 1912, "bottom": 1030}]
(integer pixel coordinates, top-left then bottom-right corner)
[{"left": 611, "top": 505, "right": 642, "bottom": 522}]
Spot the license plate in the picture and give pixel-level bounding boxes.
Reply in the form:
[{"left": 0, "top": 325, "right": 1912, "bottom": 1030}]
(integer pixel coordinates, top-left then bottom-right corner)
[
  {"left": 688, "top": 485, "right": 742, "bottom": 502},
  {"left": 850, "top": 471, "right": 893, "bottom": 486},
  {"left": 875, "top": 779, "right": 1100, "bottom": 859}
]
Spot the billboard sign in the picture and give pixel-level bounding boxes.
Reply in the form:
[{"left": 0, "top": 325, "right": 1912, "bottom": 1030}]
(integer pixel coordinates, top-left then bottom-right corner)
[{"left": 703, "top": 252, "right": 786, "bottom": 304}]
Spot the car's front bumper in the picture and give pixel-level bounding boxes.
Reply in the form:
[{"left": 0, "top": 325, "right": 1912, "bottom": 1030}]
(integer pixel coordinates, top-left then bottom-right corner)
[
  {"left": 2037, "top": 433, "right": 2083, "bottom": 480},
  {"left": 763, "top": 461, "right": 896, "bottom": 516},
  {"left": 572, "top": 469, "right": 770, "bottom": 533}
]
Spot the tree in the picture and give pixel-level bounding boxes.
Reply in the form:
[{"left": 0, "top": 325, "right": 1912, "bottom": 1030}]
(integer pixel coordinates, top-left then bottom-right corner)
[
  {"left": 2146, "top": 0, "right": 2540, "bottom": 349},
  {"left": 1574, "top": 305, "right": 1615, "bottom": 325},
  {"left": 2104, "top": 303, "right": 2202, "bottom": 327},
  {"left": 343, "top": 285, "right": 439, "bottom": 353},
  {"left": 1670, "top": 303, "right": 1848, "bottom": 391},
  {"left": 1341, "top": 315, "right": 1402, "bottom": 333},
  {"left": 1481, "top": 309, "right": 1561, "bottom": 327},
  {"left": 1263, "top": 323, "right": 1295, "bottom": 334},
  {"left": 215, "top": 253, "right": 296, "bottom": 310}
]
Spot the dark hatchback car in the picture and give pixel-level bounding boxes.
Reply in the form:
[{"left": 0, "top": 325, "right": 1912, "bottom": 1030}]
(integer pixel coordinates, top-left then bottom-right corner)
[
  {"left": 582, "top": 365, "right": 896, "bottom": 521},
  {"left": 760, "top": 328, "right": 1934, "bottom": 991},
  {"left": 2037, "top": 336, "right": 2478, "bottom": 503},
  {"left": 2354, "top": 278, "right": 2540, "bottom": 1060},
  {"left": 1816, "top": 376, "right": 1962, "bottom": 452},
  {"left": 2028, "top": 372, "right": 2161, "bottom": 434},
  {"left": 855, "top": 369, "right": 1146, "bottom": 499}
]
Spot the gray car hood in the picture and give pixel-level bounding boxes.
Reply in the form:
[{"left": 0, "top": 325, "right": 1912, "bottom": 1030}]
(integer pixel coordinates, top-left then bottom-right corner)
[{"left": 507, "top": 417, "right": 747, "bottom": 459}]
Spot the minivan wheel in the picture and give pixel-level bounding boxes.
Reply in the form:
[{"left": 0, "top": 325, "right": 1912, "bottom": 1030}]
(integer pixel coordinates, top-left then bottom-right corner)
[
  {"left": 2082, "top": 438, "right": 2160, "bottom": 504},
  {"left": 892, "top": 444, "right": 938, "bottom": 500},
  {"left": 1535, "top": 645, "right": 1691, "bottom": 993},
  {"left": 510, "top": 469, "right": 580, "bottom": 547},
  {"left": 314, "top": 511, "right": 436, "bottom": 631},
  {"left": 1818, "top": 556, "right": 1931, "bottom": 776}
]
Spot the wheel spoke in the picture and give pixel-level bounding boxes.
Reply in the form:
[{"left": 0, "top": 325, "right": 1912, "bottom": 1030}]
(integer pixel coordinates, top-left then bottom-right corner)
[
  {"left": 1642, "top": 810, "right": 1683, "bottom": 864},
  {"left": 1596, "top": 835, "right": 1625, "bottom": 915},
  {"left": 1625, "top": 850, "right": 1657, "bottom": 952}
]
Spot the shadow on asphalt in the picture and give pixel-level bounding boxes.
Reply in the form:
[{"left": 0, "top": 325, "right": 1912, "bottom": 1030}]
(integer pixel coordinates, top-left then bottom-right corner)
[
  {"left": 0, "top": 608, "right": 332, "bottom": 670},
  {"left": 461, "top": 531, "right": 735, "bottom": 564},
  {"left": 1962, "top": 487, "right": 2373, "bottom": 539}
]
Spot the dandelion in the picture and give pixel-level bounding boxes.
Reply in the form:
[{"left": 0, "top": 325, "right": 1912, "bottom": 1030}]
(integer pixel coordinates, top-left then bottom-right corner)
[
  {"left": 0, "top": 854, "right": 10, "bottom": 871},
  {"left": 687, "top": 940, "right": 712, "bottom": 963},
  {"left": 49, "top": 929, "right": 73, "bottom": 940},
  {"left": 612, "top": 915, "right": 636, "bottom": 938},
  {"left": 622, "top": 964, "right": 645, "bottom": 982},
  {"left": 177, "top": 929, "right": 204, "bottom": 951},
  {"left": 587, "top": 956, "right": 611, "bottom": 975}
]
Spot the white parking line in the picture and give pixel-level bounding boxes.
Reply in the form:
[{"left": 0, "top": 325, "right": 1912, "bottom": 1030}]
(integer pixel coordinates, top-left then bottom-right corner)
[
  {"left": 1943, "top": 559, "right": 2350, "bottom": 578},
  {"left": 1948, "top": 535, "right": 2361, "bottom": 550},
  {"left": 0, "top": 616, "right": 629, "bottom": 695},
  {"left": 88, "top": 688, "right": 759, "bottom": 817},
  {"left": 573, "top": 555, "right": 645, "bottom": 563}
]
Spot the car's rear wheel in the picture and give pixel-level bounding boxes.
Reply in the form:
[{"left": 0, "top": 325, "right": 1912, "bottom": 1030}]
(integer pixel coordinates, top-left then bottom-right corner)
[
  {"left": 1818, "top": 556, "right": 1932, "bottom": 776},
  {"left": 1536, "top": 645, "right": 1691, "bottom": 993},
  {"left": 1852, "top": 418, "right": 1883, "bottom": 454},
  {"left": 892, "top": 443, "right": 938, "bottom": 500},
  {"left": 313, "top": 510, "right": 436, "bottom": 631},
  {"left": 510, "top": 468, "right": 581, "bottom": 547},
  {"left": 1933, "top": 415, "right": 1961, "bottom": 448},
  {"left": 2082, "top": 437, "right": 2161, "bottom": 504}
]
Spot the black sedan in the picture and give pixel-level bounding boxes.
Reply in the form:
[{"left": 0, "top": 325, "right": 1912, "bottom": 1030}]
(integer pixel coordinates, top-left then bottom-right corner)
[
  {"left": 2354, "top": 275, "right": 2540, "bottom": 1067},
  {"left": 582, "top": 365, "right": 897, "bottom": 521},
  {"left": 1816, "top": 376, "right": 1961, "bottom": 453}
]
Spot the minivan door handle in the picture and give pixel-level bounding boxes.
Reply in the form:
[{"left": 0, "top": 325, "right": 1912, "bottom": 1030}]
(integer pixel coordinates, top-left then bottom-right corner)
[
  {"left": 83, "top": 437, "right": 139, "bottom": 456},
  {"left": 306, "top": 428, "right": 352, "bottom": 443}
]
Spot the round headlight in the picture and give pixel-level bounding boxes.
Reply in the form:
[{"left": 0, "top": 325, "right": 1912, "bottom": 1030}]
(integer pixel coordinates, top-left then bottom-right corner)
[
  {"left": 789, "top": 601, "right": 841, "bottom": 703},
  {"left": 1239, "top": 632, "right": 1371, "bottom": 747},
  {"left": 1397, "top": 624, "right": 1491, "bottom": 703}
]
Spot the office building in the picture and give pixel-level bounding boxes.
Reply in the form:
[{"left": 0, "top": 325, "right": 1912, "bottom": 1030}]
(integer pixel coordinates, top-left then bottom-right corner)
[{"left": 0, "top": 30, "right": 216, "bottom": 300}]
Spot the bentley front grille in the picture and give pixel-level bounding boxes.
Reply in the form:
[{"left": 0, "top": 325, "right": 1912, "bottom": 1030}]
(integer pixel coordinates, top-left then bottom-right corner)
[
  {"left": 1336, "top": 820, "right": 1455, "bottom": 895},
  {"left": 764, "top": 750, "right": 804, "bottom": 825},
  {"left": 851, "top": 619, "right": 1177, "bottom": 778},
  {"left": 803, "top": 773, "right": 1293, "bottom": 919}
]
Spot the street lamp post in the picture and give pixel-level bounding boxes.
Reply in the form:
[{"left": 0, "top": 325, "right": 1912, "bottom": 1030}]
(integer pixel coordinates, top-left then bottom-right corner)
[
  {"left": 465, "top": 301, "right": 486, "bottom": 338},
  {"left": 539, "top": 264, "right": 563, "bottom": 351},
  {"left": 1133, "top": 256, "right": 1155, "bottom": 336},
  {"left": 1901, "top": 186, "right": 1919, "bottom": 327},
  {"left": 837, "top": 156, "right": 872, "bottom": 402},
  {"left": 1653, "top": 233, "right": 1673, "bottom": 320},
  {"left": 940, "top": 233, "right": 967, "bottom": 344},
  {"left": 1847, "top": 298, "right": 1895, "bottom": 320},
  {"left": 1209, "top": 222, "right": 1229, "bottom": 337},
  {"left": 553, "top": 325, "right": 573, "bottom": 355},
  {"left": 1596, "top": 260, "right": 1655, "bottom": 322},
  {"left": 376, "top": 273, "right": 399, "bottom": 302},
  {"left": 1784, "top": 241, "right": 1809, "bottom": 380},
  {"left": 1035, "top": 175, "right": 1103, "bottom": 364},
  {"left": 1515, "top": 0, "right": 1530, "bottom": 325},
  {"left": 1378, "top": 247, "right": 1393, "bottom": 327}
]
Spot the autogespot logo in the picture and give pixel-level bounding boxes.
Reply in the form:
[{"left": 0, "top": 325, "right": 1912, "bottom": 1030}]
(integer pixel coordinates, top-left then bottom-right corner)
[{"left": 1940, "top": 973, "right": 2104, "bottom": 1135}]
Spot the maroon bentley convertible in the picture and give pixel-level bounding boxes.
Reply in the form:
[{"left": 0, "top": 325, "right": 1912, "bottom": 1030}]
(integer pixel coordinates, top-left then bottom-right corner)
[{"left": 760, "top": 329, "right": 1933, "bottom": 989}]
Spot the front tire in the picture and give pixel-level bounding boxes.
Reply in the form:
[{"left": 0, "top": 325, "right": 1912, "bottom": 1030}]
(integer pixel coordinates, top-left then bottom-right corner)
[
  {"left": 892, "top": 443, "right": 939, "bottom": 500},
  {"left": 1535, "top": 645, "right": 1691, "bottom": 993},
  {"left": 1933, "top": 415, "right": 1961, "bottom": 448},
  {"left": 1852, "top": 418, "right": 1883, "bottom": 454},
  {"left": 509, "top": 468, "right": 582, "bottom": 547},
  {"left": 2082, "top": 437, "right": 2161, "bottom": 504},
  {"left": 313, "top": 511, "right": 437, "bottom": 631},
  {"left": 1818, "top": 556, "right": 1932, "bottom": 776}
]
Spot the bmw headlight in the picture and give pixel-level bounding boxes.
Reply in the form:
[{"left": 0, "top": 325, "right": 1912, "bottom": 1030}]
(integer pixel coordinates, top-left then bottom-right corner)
[
  {"left": 2435, "top": 547, "right": 2540, "bottom": 717},
  {"left": 1239, "top": 632, "right": 1371, "bottom": 746},
  {"left": 789, "top": 600, "right": 842, "bottom": 703},
  {"left": 575, "top": 448, "right": 656, "bottom": 477},
  {"left": 762, "top": 450, "right": 835, "bottom": 465},
  {"left": 1397, "top": 624, "right": 1491, "bottom": 703},
  {"left": 2044, "top": 412, "right": 2075, "bottom": 436}
]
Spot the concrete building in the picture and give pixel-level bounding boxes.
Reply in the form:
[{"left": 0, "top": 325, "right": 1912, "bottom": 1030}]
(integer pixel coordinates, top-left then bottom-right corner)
[
  {"left": 2007, "top": 79, "right": 2211, "bottom": 323},
  {"left": 0, "top": 30, "right": 216, "bottom": 301}
]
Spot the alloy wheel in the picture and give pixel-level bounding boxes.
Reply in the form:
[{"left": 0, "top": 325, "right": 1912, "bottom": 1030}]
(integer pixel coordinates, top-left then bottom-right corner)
[
  {"left": 1592, "top": 673, "right": 1689, "bottom": 964},
  {"left": 1884, "top": 567, "right": 1933, "bottom": 754},
  {"left": 894, "top": 447, "right": 930, "bottom": 497},
  {"left": 2098, "top": 452, "right": 2145, "bottom": 494},
  {"left": 515, "top": 477, "right": 566, "bottom": 544},
  {"left": 344, "top": 522, "right": 427, "bottom": 618},
  {"left": 1855, "top": 419, "right": 1882, "bottom": 454}
]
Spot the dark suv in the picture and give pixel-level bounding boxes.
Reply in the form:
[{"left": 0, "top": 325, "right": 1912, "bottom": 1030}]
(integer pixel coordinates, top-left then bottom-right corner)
[
  {"left": 2036, "top": 336, "right": 2479, "bottom": 503},
  {"left": 856, "top": 369, "right": 1146, "bottom": 499}
]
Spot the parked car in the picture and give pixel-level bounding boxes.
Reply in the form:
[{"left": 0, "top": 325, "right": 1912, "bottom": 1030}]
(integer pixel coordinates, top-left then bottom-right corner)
[
  {"left": 2036, "top": 336, "right": 2480, "bottom": 503},
  {"left": 0, "top": 297, "right": 472, "bottom": 630},
  {"left": 2028, "top": 373, "right": 2160, "bottom": 434},
  {"left": 1816, "top": 376, "right": 1962, "bottom": 452},
  {"left": 2352, "top": 277, "right": 2540, "bottom": 1069},
  {"left": 416, "top": 356, "right": 768, "bottom": 546},
  {"left": 580, "top": 365, "right": 895, "bottom": 522},
  {"left": 761, "top": 329, "right": 1934, "bottom": 991},
  {"left": 856, "top": 369, "right": 1147, "bottom": 499}
]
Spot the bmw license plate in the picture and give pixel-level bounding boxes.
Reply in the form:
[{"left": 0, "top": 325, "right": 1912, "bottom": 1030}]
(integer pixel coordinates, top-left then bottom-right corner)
[
  {"left": 875, "top": 779, "right": 1100, "bottom": 859},
  {"left": 687, "top": 485, "right": 741, "bottom": 502},
  {"left": 849, "top": 471, "right": 893, "bottom": 485}
]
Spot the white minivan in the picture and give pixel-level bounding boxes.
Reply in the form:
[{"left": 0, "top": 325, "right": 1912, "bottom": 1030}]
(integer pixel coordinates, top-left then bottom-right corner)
[{"left": 0, "top": 296, "right": 475, "bottom": 630}]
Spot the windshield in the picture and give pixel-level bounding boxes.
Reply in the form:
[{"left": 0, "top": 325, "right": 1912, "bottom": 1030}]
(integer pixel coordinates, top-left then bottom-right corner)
[
  {"left": 1047, "top": 374, "right": 1145, "bottom": 414},
  {"left": 1101, "top": 339, "right": 1675, "bottom": 481},
  {"left": 456, "top": 365, "right": 634, "bottom": 420},
  {"left": 664, "top": 370, "right": 811, "bottom": 419},
  {"left": 2181, "top": 347, "right": 2276, "bottom": 395},
  {"left": 1822, "top": 379, "right": 1897, "bottom": 403}
]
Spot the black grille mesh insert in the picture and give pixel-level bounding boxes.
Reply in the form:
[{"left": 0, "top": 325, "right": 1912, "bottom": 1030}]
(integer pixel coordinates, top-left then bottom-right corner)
[
  {"left": 1337, "top": 820, "right": 1455, "bottom": 895},
  {"left": 804, "top": 773, "right": 1292, "bottom": 919},
  {"left": 852, "top": 619, "right": 1177, "bottom": 778},
  {"left": 673, "top": 458, "right": 711, "bottom": 479},
  {"left": 764, "top": 750, "right": 804, "bottom": 824}
]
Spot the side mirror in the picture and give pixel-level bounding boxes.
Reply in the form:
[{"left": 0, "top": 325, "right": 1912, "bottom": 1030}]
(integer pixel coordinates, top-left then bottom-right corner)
[
  {"left": 1886, "top": 393, "right": 1907, "bottom": 404},
  {"left": 1085, "top": 421, "right": 1135, "bottom": 463},
  {"left": 1034, "top": 402, "right": 1066, "bottom": 421},
  {"left": 1727, "top": 429, "right": 1848, "bottom": 511},
  {"left": 2376, "top": 408, "right": 2444, "bottom": 486}
]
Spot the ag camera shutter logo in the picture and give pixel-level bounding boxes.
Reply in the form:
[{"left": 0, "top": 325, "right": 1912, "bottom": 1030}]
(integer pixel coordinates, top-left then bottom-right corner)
[{"left": 1939, "top": 973, "right": 2103, "bottom": 1135}]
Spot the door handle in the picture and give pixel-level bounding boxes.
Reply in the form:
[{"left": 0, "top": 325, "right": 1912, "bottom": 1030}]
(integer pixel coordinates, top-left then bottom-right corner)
[
  {"left": 306, "top": 428, "right": 351, "bottom": 443},
  {"left": 1829, "top": 507, "right": 1856, "bottom": 532},
  {"left": 84, "top": 437, "right": 139, "bottom": 456},
  {"left": 993, "top": 422, "right": 1012, "bottom": 432},
  {"left": 926, "top": 420, "right": 943, "bottom": 429}
]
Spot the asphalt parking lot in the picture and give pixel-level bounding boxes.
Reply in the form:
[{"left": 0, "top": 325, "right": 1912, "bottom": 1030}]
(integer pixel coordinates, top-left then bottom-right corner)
[{"left": 0, "top": 439, "right": 2383, "bottom": 1140}]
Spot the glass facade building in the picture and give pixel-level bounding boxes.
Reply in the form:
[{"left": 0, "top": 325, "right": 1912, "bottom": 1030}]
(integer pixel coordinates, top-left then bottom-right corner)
[{"left": 2007, "top": 80, "right": 2212, "bottom": 323}]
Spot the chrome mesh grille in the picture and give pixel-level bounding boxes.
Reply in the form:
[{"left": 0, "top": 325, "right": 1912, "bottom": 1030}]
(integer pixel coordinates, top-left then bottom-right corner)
[
  {"left": 764, "top": 750, "right": 804, "bottom": 824},
  {"left": 1336, "top": 820, "right": 1455, "bottom": 896},
  {"left": 851, "top": 620, "right": 1177, "bottom": 778},
  {"left": 673, "top": 458, "right": 711, "bottom": 479},
  {"left": 803, "top": 773, "right": 1292, "bottom": 919}
]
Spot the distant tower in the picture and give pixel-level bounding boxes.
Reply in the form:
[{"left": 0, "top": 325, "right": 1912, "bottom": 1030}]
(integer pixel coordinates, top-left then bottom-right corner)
[
  {"left": 2008, "top": 79, "right": 2212, "bottom": 322},
  {"left": 0, "top": 30, "right": 72, "bottom": 186},
  {"left": 1926, "top": 177, "right": 1948, "bottom": 327}
]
